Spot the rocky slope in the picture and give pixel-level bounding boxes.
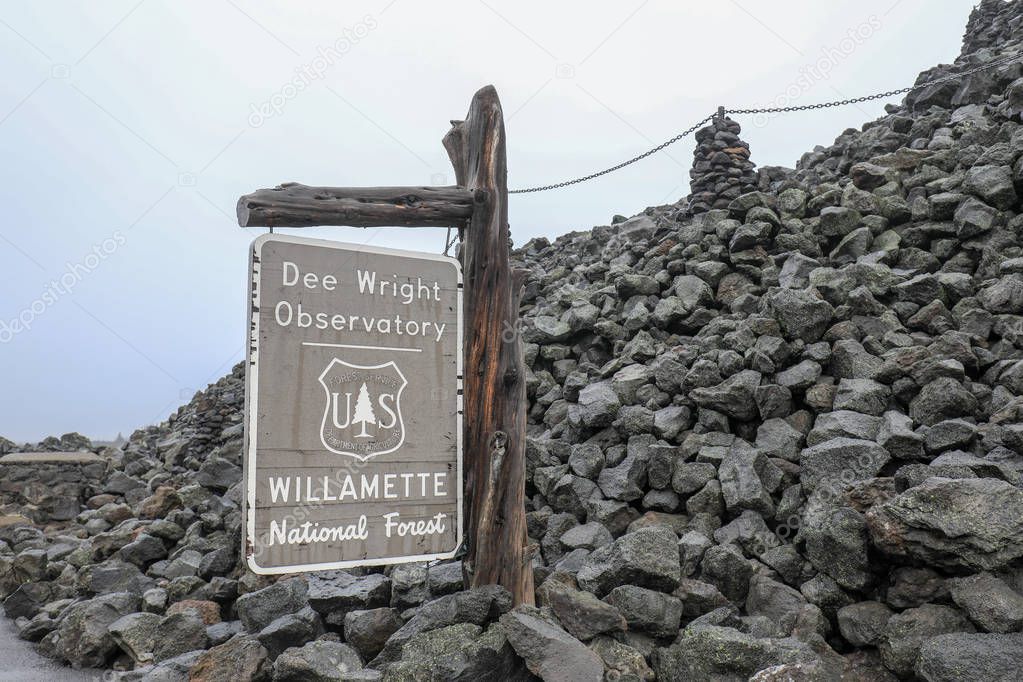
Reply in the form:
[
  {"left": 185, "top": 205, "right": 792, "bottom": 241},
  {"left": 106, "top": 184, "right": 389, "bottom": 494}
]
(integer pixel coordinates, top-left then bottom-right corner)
[{"left": 5, "top": 1, "right": 1023, "bottom": 679}]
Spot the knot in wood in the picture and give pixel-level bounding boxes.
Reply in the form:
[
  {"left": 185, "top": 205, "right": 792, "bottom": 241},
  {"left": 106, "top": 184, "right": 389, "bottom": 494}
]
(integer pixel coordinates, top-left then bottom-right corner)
[{"left": 489, "top": 430, "right": 508, "bottom": 454}]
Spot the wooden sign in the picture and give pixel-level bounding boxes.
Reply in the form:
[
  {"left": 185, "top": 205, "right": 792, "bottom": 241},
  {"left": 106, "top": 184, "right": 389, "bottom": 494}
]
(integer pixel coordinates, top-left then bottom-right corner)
[
  {"left": 238, "top": 86, "right": 535, "bottom": 605},
  {"left": 243, "top": 233, "right": 463, "bottom": 574}
]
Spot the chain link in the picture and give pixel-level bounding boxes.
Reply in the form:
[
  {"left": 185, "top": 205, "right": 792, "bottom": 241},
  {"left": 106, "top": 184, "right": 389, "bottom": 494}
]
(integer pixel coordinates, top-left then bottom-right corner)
[{"left": 509, "top": 51, "right": 1022, "bottom": 194}]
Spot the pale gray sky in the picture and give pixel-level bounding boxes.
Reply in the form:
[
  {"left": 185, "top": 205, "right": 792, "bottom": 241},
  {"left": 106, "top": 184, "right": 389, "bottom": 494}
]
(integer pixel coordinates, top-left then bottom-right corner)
[{"left": 0, "top": 0, "right": 974, "bottom": 442}]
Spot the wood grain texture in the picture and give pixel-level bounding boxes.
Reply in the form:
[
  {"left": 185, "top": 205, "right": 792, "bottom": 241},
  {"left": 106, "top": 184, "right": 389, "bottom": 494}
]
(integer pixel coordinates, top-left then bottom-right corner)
[
  {"left": 446, "top": 86, "right": 534, "bottom": 606},
  {"left": 237, "top": 183, "right": 474, "bottom": 228}
]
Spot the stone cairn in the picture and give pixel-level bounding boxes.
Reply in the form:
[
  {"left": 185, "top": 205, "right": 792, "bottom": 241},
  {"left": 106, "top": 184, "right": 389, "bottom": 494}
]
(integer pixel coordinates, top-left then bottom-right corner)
[{"left": 685, "top": 109, "right": 758, "bottom": 214}]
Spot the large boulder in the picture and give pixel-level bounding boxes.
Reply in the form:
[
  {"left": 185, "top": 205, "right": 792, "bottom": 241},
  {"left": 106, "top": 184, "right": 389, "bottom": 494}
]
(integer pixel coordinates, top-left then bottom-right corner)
[
  {"left": 799, "top": 438, "right": 890, "bottom": 493},
  {"left": 652, "top": 624, "right": 831, "bottom": 681},
  {"left": 879, "top": 604, "right": 974, "bottom": 677},
  {"left": 571, "top": 381, "right": 621, "bottom": 429},
  {"left": 499, "top": 606, "right": 604, "bottom": 681},
  {"left": 272, "top": 640, "right": 363, "bottom": 682},
  {"left": 949, "top": 573, "right": 1023, "bottom": 633},
  {"left": 690, "top": 370, "right": 762, "bottom": 421},
  {"left": 837, "top": 601, "right": 894, "bottom": 647},
  {"left": 372, "top": 585, "right": 511, "bottom": 665},
  {"left": 867, "top": 478, "right": 1023, "bottom": 571},
  {"left": 305, "top": 571, "right": 390, "bottom": 624},
  {"left": 916, "top": 632, "right": 1023, "bottom": 681},
  {"left": 760, "top": 289, "right": 834, "bottom": 342},
  {"left": 53, "top": 592, "right": 141, "bottom": 668},
  {"left": 343, "top": 607, "right": 403, "bottom": 661},
  {"left": 385, "top": 621, "right": 531, "bottom": 681},
  {"left": 909, "top": 378, "right": 979, "bottom": 426},
  {"left": 602, "top": 584, "right": 683, "bottom": 638},
  {"left": 187, "top": 634, "right": 270, "bottom": 682},
  {"left": 802, "top": 495, "right": 875, "bottom": 591},
  {"left": 962, "top": 164, "right": 1017, "bottom": 210},
  {"left": 537, "top": 576, "right": 625, "bottom": 641},
  {"left": 577, "top": 526, "right": 682, "bottom": 596},
  {"left": 235, "top": 577, "right": 310, "bottom": 632}
]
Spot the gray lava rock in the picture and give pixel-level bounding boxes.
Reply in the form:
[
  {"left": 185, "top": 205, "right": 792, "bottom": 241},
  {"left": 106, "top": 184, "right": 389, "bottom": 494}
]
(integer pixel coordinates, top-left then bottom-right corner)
[
  {"left": 755, "top": 418, "right": 803, "bottom": 461},
  {"left": 572, "top": 381, "right": 621, "bottom": 429},
  {"left": 343, "top": 607, "right": 403, "bottom": 661},
  {"left": 879, "top": 604, "right": 975, "bottom": 677},
  {"left": 306, "top": 571, "right": 390, "bottom": 625},
  {"left": 820, "top": 206, "right": 862, "bottom": 237},
  {"left": 910, "top": 377, "right": 979, "bottom": 426},
  {"left": 802, "top": 499, "right": 874, "bottom": 591},
  {"left": 838, "top": 601, "right": 893, "bottom": 648},
  {"left": 603, "top": 584, "right": 683, "bottom": 638},
  {"left": 833, "top": 379, "right": 890, "bottom": 416},
  {"left": 598, "top": 450, "right": 649, "bottom": 502},
  {"left": 652, "top": 624, "right": 826, "bottom": 682},
  {"left": 109, "top": 610, "right": 162, "bottom": 666},
  {"left": 153, "top": 610, "right": 209, "bottom": 662},
  {"left": 761, "top": 289, "right": 834, "bottom": 342},
  {"left": 272, "top": 640, "right": 364, "bottom": 682},
  {"left": 718, "top": 446, "right": 778, "bottom": 515},
  {"left": 877, "top": 411, "right": 925, "bottom": 459},
  {"left": 54, "top": 591, "right": 141, "bottom": 668},
  {"left": 962, "top": 164, "right": 1017, "bottom": 210},
  {"left": 577, "top": 526, "right": 682, "bottom": 596},
  {"left": 978, "top": 274, "right": 1023, "bottom": 314},
  {"left": 499, "top": 605, "right": 604, "bottom": 681},
  {"left": 949, "top": 573, "right": 1023, "bottom": 633},
  {"left": 256, "top": 606, "right": 323, "bottom": 659},
  {"left": 568, "top": 444, "right": 604, "bottom": 479},
  {"left": 916, "top": 632, "right": 1023, "bottom": 681},
  {"left": 744, "top": 574, "right": 811, "bottom": 636},
  {"left": 187, "top": 634, "right": 270, "bottom": 681},
  {"left": 384, "top": 620, "right": 529, "bottom": 682},
  {"left": 372, "top": 585, "right": 511, "bottom": 665},
  {"left": 799, "top": 438, "right": 890, "bottom": 493},
  {"left": 690, "top": 370, "right": 762, "bottom": 421},
  {"left": 867, "top": 477, "right": 1023, "bottom": 571},
  {"left": 700, "top": 544, "right": 752, "bottom": 603},
  {"left": 954, "top": 195, "right": 1001, "bottom": 238},
  {"left": 236, "top": 577, "right": 310, "bottom": 633},
  {"left": 537, "top": 576, "right": 625, "bottom": 641}
]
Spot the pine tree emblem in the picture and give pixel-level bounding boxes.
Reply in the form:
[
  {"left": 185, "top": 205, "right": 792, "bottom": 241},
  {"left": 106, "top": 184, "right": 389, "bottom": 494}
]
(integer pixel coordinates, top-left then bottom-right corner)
[{"left": 352, "top": 381, "right": 377, "bottom": 438}]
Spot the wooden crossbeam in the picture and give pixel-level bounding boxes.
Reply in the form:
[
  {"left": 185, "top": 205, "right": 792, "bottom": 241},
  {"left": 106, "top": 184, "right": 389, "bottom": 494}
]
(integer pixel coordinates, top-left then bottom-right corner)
[{"left": 237, "top": 183, "right": 474, "bottom": 228}]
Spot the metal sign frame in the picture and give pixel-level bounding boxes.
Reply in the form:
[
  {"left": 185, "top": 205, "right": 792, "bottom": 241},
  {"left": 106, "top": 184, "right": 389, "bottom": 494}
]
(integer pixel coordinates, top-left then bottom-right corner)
[{"left": 243, "top": 233, "right": 463, "bottom": 574}]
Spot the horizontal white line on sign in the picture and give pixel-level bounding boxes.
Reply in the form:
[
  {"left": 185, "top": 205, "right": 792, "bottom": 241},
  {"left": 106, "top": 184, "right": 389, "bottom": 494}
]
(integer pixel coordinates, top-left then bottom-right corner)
[{"left": 301, "top": 341, "right": 423, "bottom": 353}]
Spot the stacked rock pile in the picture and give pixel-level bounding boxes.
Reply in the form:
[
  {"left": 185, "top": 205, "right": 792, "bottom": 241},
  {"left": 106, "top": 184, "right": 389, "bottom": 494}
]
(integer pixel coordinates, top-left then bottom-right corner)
[
  {"left": 3, "top": 0, "right": 1023, "bottom": 679},
  {"left": 685, "top": 113, "right": 759, "bottom": 214},
  {"left": 0, "top": 451, "right": 109, "bottom": 523}
]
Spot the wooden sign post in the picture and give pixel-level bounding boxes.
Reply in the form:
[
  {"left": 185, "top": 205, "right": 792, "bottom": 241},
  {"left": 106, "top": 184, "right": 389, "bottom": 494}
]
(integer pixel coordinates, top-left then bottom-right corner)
[{"left": 237, "top": 86, "right": 534, "bottom": 606}]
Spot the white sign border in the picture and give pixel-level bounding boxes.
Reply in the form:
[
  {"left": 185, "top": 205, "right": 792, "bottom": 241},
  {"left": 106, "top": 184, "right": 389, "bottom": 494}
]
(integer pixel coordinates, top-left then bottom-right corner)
[{"left": 243, "top": 233, "right": 464, "bottom": 575}]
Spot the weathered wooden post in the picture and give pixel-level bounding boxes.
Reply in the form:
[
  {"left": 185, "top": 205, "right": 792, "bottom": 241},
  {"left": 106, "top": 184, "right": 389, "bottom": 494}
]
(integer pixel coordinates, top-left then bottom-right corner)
[
  {"left": 237, "top": 85, "right": 534, "bottom": 606},
  {"left": 443, "top": 87, "right": 534, "bottom": 604}
]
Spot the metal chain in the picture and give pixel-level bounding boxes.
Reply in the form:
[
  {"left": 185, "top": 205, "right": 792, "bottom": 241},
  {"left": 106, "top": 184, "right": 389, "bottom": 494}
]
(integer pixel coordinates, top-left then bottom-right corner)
[
  {"left": 443, "top": 227, "right": 459, "bottom": 255},
  {"left": 508, "top": 50, "right": 1022, "bottom": 194},
  {"left": 509, "top": 114, "right": 715, "bottom": 194},
  {"left": 727, "top": 50, "right": 1021, "bottom": 115}
]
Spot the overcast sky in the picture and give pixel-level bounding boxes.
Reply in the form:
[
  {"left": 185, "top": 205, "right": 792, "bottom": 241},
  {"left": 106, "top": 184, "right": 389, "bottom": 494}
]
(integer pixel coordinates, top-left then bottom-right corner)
[{"left": 0, "top": 0, "right": 975, "bottom": 443}]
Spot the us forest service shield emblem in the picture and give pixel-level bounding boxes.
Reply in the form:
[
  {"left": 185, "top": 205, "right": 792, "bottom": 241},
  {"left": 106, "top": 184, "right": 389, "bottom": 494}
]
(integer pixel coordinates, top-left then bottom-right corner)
[{"left": 318, "top": 358, "right": 408, "bottom": 460}]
